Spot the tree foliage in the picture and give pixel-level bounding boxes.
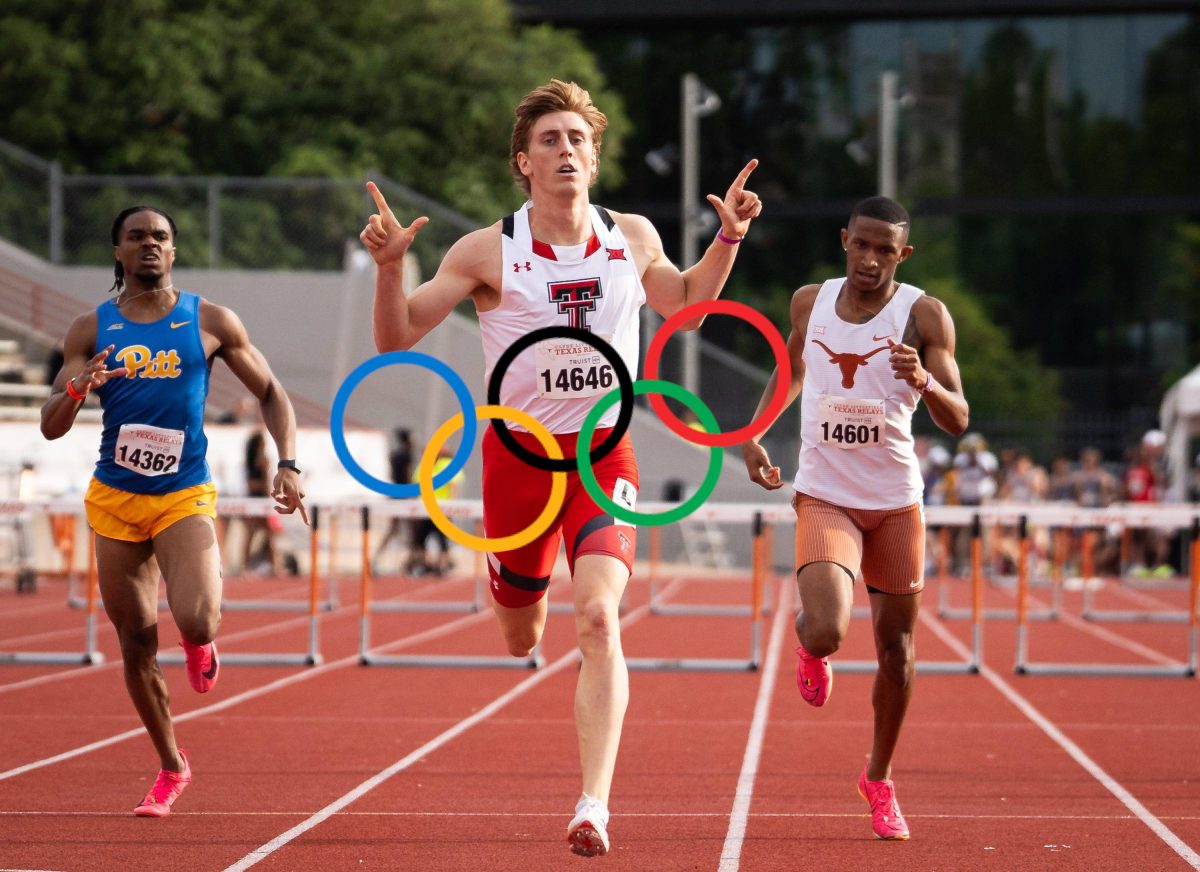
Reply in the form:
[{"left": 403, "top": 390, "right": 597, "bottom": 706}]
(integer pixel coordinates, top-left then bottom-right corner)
[{"left": 0, "top": 0, "right": 628, "bottom": 223}]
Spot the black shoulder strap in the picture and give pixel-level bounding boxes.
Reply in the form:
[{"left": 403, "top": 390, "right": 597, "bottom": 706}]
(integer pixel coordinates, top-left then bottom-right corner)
[
  {"left": 501, "top": 212, "right": 515, "bottom": 239},
  {"left": 593, "top": 205, "right": 616, "bottom": 231}
]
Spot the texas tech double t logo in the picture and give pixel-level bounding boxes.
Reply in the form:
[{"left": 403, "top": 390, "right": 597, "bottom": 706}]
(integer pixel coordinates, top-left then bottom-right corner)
[{"left": 548, "top": 279, "right": 603, "bottom": 330}]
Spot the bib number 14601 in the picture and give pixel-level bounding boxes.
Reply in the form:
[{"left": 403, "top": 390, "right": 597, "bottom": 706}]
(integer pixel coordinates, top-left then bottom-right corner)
[{"left": 819, "top": 421, "right": 879, "bottom": 446}]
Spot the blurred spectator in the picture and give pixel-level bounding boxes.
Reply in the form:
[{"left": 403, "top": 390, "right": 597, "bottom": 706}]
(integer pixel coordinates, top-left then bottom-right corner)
[
  {"left": 1123, "top": 430, "right": 1172, "bottom": 577},
  {"left": 1074, "top": 446, "right": 1120, "bottom": 576},
  {"left": 995, "top": 450, "right": 1049, "bottom": 575},
  {"left": 242, "top": 428, "right": 297, "bottom": 576},
  {"left": 372, "top": 428, "right": 414, "bottom": 575},
  {"left": 407, "top": 445, "right": 462, "bottom": 576},
  {"left": 949, "top": 433, "right": 998, "bottom": 573},
  {"left": 1046, "top": 454, "right": 1076, "bottom": 502}
]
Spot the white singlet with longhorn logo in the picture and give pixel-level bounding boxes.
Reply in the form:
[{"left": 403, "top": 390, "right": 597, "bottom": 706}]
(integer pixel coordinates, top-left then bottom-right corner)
[
  {"left": 481, "top": 201, "right": 645, "bottom": 435},
  {"left": 794, "top": 278, "right": 927, "bottom": 510}
]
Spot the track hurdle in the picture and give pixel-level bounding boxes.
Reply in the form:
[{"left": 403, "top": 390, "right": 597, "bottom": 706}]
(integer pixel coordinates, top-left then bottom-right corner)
[
  {"left": 0, "top": 502, "right": 104, "bottom": 666},
  {"left": 826, "top": 505, "right": 983, "bottom": 675},
  {"left": 358, "top": 502, "right": 543, "bottom": 669},
  {"left": 626, "top": 509, "right": 777, "bottom": 672},
  {"left": 1015, "top": 505, "right": 1198, "bottom": 677},
  {"left": 935, "top": 506, "right": 1060, "bottom": 622},
  {"left": 158, "top": 504, "right": 325, "bottom": 668},
  {"left": 1081, "top": 514, "right": 1194, "bottom": 624}
]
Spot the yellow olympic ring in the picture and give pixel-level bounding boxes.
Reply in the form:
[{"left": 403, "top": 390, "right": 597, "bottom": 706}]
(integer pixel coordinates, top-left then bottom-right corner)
[{"left": 418, "top": 404, "right": 567, "bottom": 553}]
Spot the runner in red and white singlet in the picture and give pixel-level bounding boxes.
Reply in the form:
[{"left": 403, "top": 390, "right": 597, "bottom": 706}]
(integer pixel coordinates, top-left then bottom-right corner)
[{"left": 361, "top": 79, "right": 762, "bottom": 858}]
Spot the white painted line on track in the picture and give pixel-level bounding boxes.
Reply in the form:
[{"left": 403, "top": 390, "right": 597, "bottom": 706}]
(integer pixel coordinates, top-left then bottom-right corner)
[
  {"left": 718, "top": 576, "right": 792, "bottom": 872},
  {"left": 920, "top": 609, "right": 1200, "bottom": 870},
  {"left": 6, "top": 809, "right": 1199, "bottom": 820},
  {"left": 218, "top": 584, "right": 676, "bottom": 872},
  {"left": 1017, "top": 590, "right": 1185, "bottom": 667},
  {"left": 0, "top": 601, "right": 506, "bottom": 781}
]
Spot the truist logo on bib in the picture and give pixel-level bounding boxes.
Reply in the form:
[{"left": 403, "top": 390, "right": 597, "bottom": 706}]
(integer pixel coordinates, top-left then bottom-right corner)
[
  {"left": 811, "top": 339, "right": 889, "bottom": 389},
  {"left": 115, "top": 345, "right": 183, "bottom": 379},
  {"left": 548, "top": 278, "right": 603, "bottom": 330}
]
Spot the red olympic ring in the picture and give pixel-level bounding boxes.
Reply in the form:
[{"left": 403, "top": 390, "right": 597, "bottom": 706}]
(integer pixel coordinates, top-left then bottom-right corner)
[{"left": 643, "top": 298, "right": 791, "bottom": 448}]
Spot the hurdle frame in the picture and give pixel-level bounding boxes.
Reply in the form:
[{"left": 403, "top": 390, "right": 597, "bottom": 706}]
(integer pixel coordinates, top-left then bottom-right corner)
[
  {"left": 157, "top": 503, "right": 325, "bottom": 668},
  {"left": 626, "top": 509, "right": 778, "bottom": 673},
  {"left": 1080, "top": 516, "right": 1195, "bottom": 624},
  {"left": 358, "top": 502, "right": 543, "bottom": 669},
  {"left": 1015, "top": 504, "right": 1199, "bottom": 677},
  {"left": 0, "top": 500, "right": 104, "bottom": 666}
]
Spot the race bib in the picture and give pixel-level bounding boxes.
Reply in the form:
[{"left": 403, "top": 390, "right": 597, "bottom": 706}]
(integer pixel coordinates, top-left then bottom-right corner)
[
  {"left": 535, "top": 334, "right": 615, "bottom": 399},
  {"left": 114, "top": 423, "right": 184, "bottom": 476},
  {"left": 817, "top": 396, "right": 885, "bottom": 449}
]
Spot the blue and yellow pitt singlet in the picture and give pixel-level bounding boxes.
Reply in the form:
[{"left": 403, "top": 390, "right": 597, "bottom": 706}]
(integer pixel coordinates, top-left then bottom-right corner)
[{"left": 93, "top": 292, "right": 211, "bottom": 495}]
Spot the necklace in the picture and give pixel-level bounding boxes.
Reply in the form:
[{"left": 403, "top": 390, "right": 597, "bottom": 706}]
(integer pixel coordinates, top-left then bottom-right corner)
[{"left": 116, "top": 284, "right": 176, "bottom": 308}]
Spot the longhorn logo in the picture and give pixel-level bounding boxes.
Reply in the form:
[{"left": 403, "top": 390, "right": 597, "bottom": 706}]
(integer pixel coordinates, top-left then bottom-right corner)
[{"left": 811, "top": 339, "right": 890, "bottom": 389}]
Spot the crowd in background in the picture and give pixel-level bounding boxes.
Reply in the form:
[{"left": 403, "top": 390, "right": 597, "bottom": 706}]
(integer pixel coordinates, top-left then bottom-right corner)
[{"left": 918, "top": 429, "right": 1187, "bottom": 579}]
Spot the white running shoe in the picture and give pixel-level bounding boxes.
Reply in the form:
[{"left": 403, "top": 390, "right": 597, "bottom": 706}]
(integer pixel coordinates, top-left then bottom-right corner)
[{"left": 567, "top": 794, "right": 610, "bottom": 857}]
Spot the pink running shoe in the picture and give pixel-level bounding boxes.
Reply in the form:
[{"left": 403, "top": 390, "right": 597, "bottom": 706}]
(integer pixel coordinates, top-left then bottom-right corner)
[
  {"left": 181, "top": 639, "right": 219, "bottom": 693},
  {"left": 567, "top": 794, "right": 610, "bottom": 857},
  {"left": 857, "top": 766, "right": 910, "bottom": 840},
  {"left": 795, "top": 643, "right": 832, "bottom": 707},
  {"left": 133, "top": 749, "right": 192, "bottom": 817}
]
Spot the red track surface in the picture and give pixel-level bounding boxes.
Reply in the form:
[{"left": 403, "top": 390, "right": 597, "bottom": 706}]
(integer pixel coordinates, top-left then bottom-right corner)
[{"left": 1, "top": 569, "right": 1198, "bottom": 871}]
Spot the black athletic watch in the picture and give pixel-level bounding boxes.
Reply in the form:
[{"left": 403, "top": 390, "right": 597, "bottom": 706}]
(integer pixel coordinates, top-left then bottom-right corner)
[{"left": 277, "top": 459, "right": 302, "bottom": 475}]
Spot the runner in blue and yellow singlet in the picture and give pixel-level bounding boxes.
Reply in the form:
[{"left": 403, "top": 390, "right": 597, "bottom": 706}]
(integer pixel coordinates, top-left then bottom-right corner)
[{"left": 40, "top": 205, "right": 308, "bottom": 818}]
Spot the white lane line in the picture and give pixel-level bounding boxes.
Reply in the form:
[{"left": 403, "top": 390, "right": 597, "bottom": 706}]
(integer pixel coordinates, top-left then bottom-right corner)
[
  {"left": 0, "top": 602, "right": 505, "bottom": 782},
  {"left": 219, "top": 585, "right": 676, "bottom": 872},
  {"left": 921, "top": 609, "right": 1200, "bottom": 870},
  {"left": 717, "top": 577, "right": 792, "bottom": 872},
  {"left": 5, "top": 809, "right": 1198, "bottom": 820}
]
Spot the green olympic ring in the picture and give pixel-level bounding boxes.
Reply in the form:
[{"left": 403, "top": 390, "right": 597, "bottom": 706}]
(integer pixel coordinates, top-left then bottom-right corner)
[{"left": 575, "top": 379, "right": 722, "bottom": 527}]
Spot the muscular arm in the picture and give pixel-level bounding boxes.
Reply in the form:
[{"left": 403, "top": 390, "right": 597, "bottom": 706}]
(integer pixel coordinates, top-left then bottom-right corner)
[
  {"left": 895, "top": 296, "right": 970, "bottom": 437},
  {"left": 373, "top": 228, "right": 499, "bottom": 351},
  {"left": 205, "top": 302, "right": 308, "bottom": 520},
  {"left": 624, "top": 212, "right": 742, "bottom": 330},
  {"left": 740, "top": 285, "right": 817, "bottom": 489},
  {"left": 41, "top": 312, "right": 125, "bottom": 440}
]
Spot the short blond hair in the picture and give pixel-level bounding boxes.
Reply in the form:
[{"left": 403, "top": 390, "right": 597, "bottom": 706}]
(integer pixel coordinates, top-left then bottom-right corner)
[{"left": 510, "top": 79, "right": 607, "bottom": 196}]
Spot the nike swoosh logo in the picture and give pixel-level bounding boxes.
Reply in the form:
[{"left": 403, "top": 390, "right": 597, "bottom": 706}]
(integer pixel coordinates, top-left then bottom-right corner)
[
  {"left": 107, "top": 323, "right": 124, "bottom": 330},
  {"left": 171, "top": 321, "right": 191, "bottom": 329},
  {"left": 872, "top": 334, "right": 893, "bottom": 342},
  {"left": 202, "top": 648, "right": 219, "bottom": 680}
]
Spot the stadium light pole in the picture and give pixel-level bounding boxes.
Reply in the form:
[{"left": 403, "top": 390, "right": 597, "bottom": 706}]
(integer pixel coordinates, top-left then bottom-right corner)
[
  {"left": 878, "top": 71, "right": 915, "bottom": 199},
  {"left": 680, "top": 73, "right": 721, "bottom": 396}
]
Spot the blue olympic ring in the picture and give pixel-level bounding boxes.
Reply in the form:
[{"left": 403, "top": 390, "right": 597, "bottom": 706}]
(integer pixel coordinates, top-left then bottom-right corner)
[{"left": 330, "top": 351, "right": 477, "bottom": 498}]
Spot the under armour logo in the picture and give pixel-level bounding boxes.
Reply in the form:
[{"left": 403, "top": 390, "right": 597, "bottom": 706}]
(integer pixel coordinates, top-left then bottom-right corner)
[
  {"left": 513, "top": 262, "right": 532, "bottom": 272},
  {"left": 811, "top": 339, "right": 890, "bottom": 389}
]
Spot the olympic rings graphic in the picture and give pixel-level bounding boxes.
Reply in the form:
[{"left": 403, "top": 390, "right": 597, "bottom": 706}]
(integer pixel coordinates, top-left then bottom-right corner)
[
  {"left": 644, "top": 299, "right": 791, "bottom": 448},
  {"left": 330, "top": 351, "right": 477, "bottom": 498},
  {"left": 418, "top": 405, "right": 568, "bottom": 552},
  {"left": 486, "top": 326, "right": 634, "bottom": 472},
  {"left": 577, "top": 379, "right": 722, "bottom": 527}
]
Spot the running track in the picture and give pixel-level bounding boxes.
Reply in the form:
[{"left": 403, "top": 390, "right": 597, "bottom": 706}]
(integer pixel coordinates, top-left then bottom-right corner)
[{"left": 0, "top": 569, "right": 1197, "bottom": 871}]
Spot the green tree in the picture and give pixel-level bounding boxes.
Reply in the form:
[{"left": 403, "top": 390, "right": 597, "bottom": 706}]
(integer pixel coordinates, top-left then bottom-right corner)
[{"left": 0, "top": 0, "right": 628, "bottom": 225}]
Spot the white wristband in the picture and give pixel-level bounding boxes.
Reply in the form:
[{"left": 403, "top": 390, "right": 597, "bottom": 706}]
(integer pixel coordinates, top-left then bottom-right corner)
[{"left": 921, "top": 372, "right": 936, "bottom": 395}]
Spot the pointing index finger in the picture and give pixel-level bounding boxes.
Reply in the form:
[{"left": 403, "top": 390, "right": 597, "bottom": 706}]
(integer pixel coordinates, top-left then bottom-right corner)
[
  {"left": 366, "top": 181, "right": 394, "bottom": 217},
  {"left": 729, "top": 158, "right": 759, "bottom": 193}
]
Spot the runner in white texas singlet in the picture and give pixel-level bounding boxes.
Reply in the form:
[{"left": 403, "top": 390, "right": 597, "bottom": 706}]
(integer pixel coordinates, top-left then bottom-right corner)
[
  {"left": 360, "top": 79, "right": 762, "bottom": 858},
  {"left": 740, "top": 196, "right": 970, "bottom": 843}
]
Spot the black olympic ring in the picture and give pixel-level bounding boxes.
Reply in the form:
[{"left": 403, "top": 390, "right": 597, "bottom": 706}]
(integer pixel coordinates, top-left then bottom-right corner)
[{"left": 486, "top": 326, "right": 634, "bottom": 472}]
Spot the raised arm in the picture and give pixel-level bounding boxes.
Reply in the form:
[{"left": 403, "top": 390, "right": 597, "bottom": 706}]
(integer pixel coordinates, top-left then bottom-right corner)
[
  {"left": 359, "top": 181, "right": 494, "bottom": 351},
  {"left": 635, "top": 159, "right": 762, "bottom": 329},
  {"left": 888, "top": 295, "right": 970, "bottom": 437},
  {"left": 40, "top": 312, "right": 127, "bottom": 440},
  {"left": 205, "top": 302, "right": 308, "bottom": 523},
  {"left": 740, "top": 285, "right": 817, "bottom": 489}
]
